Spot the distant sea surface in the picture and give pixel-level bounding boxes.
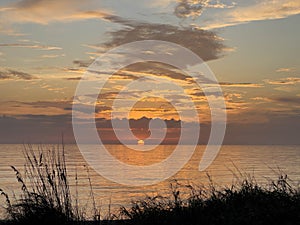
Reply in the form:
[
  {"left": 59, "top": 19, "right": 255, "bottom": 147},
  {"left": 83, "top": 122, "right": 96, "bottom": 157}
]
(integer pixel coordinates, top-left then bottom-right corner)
[{"left": 1, "top": 144, "right": 300, "bottom": 217}]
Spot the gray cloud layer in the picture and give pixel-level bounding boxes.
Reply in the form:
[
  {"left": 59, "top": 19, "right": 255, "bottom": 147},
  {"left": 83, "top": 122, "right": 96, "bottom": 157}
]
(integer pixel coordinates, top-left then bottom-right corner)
[
  {"left": 101, "top": 21, "right": 225, "bottom": 61},
  {"left": 1, "top": 112, "right": 300, "bottom": 144}
]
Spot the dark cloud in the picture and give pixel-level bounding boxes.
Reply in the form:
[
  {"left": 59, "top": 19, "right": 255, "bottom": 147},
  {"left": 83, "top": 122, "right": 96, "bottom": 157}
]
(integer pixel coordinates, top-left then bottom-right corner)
[
  {"left": 75, "top": 14, "right": 227, "bottom": 85},
  {"left": 0, "top": 114, "right": 74, "bottom": 144},
  {"left": 101, "top": 22, "right": 225, "bottom": 62},
  {"left": 73, "top": 60, "right": 92, "bottom": 68},
  {"left": 224, "top": 114, "right": 300, "bottom": 145},
  {"left": 2, "top": 112, "right": 300, "bottom": 144},
  {"left": 0, "top": 68, "right": 36, "bottom": 80},
  {"left": 72, "top": 103, "right": 111, "bottom": 114},
  {"left": 174, "top": 0, "right": 207, "bottom": 19},
  {"left": 270, "top": 97, "right": 300, "bottom": 105},
  {"left": 220, "top": 82, "right": 263, "bottom": 88},
  {"left": 121, "top": 62, "right": 192, "bottom": 83},
  {"left": 65, "top": 77, "right": 82, "bottom": 81}
]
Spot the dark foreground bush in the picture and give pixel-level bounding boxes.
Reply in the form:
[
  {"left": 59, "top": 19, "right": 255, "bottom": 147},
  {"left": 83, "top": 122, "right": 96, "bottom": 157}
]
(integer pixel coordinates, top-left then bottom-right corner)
[{"left": 121, "top": 176, "right": 300, "bottom": 225}]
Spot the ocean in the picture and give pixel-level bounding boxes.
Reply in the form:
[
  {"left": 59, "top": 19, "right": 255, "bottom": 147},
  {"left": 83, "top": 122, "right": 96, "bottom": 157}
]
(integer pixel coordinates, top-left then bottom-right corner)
[{"left": 0, "top": 144, "right": 300, "bottom": 217}]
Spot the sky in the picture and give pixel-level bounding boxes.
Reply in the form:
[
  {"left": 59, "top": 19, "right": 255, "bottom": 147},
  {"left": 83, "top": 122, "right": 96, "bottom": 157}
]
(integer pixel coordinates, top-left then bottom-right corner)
[{"left": 0, "top": 0, "right": 299, "bottom": 144}]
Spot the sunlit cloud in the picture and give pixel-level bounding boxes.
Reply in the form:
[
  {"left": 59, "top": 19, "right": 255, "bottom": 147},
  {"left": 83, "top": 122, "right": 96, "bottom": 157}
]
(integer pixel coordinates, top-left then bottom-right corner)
[
  {"left": 174, "top": 0, "right": 235, "bottom": 19},
  {"left": 0, "top": 43, "right": 62, "bottom": 50},
  {"left": 41, "top": 54, "right": 65, "bottom": 58},
  {"left": 276, "top": 67, "right": 296, "bottom": 73},
  {"left": 174, "top": 0, "right": 208, "bottom": 19},
  {"left": 204, "top": 0, "right": 300, "bottom": 29},
  {"left": 0, "top": 0, "right": 111, "bottom": 25},
  {"left": 265, "top": 77, "right": 300, "bottom": 85},
  {"left": 0, "top": 100, "right": 72, "bottom": 116},
  {"left": 250, "top": 97, "right": 273, "bottom": 102},
  {"left": 220, "top": 82, "right": 263, "bottom": 88}
]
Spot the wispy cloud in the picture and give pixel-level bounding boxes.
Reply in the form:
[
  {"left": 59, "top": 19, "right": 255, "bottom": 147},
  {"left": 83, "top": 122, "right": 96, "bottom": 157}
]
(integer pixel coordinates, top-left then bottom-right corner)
[
  {"left": 0, "top": 0, "right": 111, "bottom": 25},
  {"left": 0, "top": 0, "right": 113, "bottom": 36},
  {"left": 0, "top": 100, "right": 74, "bottom": 117},
  {"left": 265, "top": 77, "right": 300, "bottom": 85},
  {"left": 220, "top": 82, "right": 263, "bottom": 88},
  {"left": 204, "top": 0, "right": 300, "bottom": 29},
  {"left": 41, "top": 54, "right": 65, "bottom": 58},
  {"left": 73, "top": 59, "right": 93, "bottom": 68},
  {"left": 0, "top": 68, "right": 36, "bottom": 80},
  {"left": 276, "top": 67, "right": 296, "bottom": 73},
  {"left": 270, "top": 96, "right": 300, "bottom": 105},
  {"left": 65, "top": 77, "right": 82, "bottom": 81},
  {"left": 0, "top": 43, "right": 62, "bottom": 50}
]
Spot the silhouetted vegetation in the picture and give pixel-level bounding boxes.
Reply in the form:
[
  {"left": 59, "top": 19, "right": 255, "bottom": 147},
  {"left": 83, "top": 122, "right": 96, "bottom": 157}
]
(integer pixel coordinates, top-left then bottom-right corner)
[
  {"left": 120, "top": 175, "right": 300, "bottom": 225},
  {"left": 1, "top": 145, "right": 300, "bottom": 225},
  {"left": 0, "top": 144, "right": 100, "bottom": 225}
]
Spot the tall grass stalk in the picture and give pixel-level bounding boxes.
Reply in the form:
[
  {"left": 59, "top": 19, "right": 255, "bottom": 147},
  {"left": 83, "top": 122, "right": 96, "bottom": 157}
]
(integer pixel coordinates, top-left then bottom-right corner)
[{"left": 1, "top": 144, "right": 100, "bottom": 225}]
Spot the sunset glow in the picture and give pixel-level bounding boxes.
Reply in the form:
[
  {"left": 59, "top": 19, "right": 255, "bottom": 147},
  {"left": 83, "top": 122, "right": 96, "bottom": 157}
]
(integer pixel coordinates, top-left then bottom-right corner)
[
  {"left": 137, "top": 139, "right": 145, "bottom": 145},
  {"left": 0, "top": 0, "right": 299, "bottom": 145}
]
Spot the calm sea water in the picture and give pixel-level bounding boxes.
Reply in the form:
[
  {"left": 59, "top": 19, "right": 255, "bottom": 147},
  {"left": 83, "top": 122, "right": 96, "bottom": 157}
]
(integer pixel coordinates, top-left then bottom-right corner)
[{"left": 1, "top": 144, "right": 300, "bottom": 217}]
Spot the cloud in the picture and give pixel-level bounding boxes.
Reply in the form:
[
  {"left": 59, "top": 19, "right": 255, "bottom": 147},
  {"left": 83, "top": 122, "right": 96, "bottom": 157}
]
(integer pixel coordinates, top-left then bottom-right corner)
[
  {"left": 250, "top": 97, "right": 272, "bottom": 102},
  {"left": 41, "top": 54, "right": 65, "bottom": 58},
  {"left": 0, "top": 43, "right": 62, "bottom": 50},
  {"left": 224, "top": 113, "right": 300, "bottom": 145},
  {"left": 204, "top": 0, "right": 300, "bottom": 29},
  {"left": 174, "top": 0, "right": 235, "bottom": 19},
  {"left": 65, "top": 77, "right": 82, "bottom": 81},
  {"left": 0, "top": 100, "right": 75, "bottom": 117},
  {"left": 276, "top": 67, "right": 296, "bottom": 73},
  {"left": 270, "top": 96, "right": 300, "bottom": 104},
  {"left": 0, "top": 68, "right": 36, "bottom": 80},
  {"left": 2, "top": 109, "right": 300, "bottom": 144},
  {"left": 0, "top": 114, "right": 75, "bottom": 144},
  {"left": 0, "top": 0, "right": 111, "bottom": 25},
  {"left": 174, "top": 0, "right": 208, "bottom": 19},
  {"left": 220, "top": 82, "right": 263, "bottom": 88},
  {"left": 22, "top": 100, "right": 72, "bottom": 110},
  {"left": 100, "top": 21, "right": 226, "bottom": 61},
  {"left": 73, "top": 59, "right": 93, "bottom": 68},
  {"left": 265, "top": 77, "right": 300, "bottom": 85},
  {"left": 120, "top": 62, "right": 193, "bottom": 84}
]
